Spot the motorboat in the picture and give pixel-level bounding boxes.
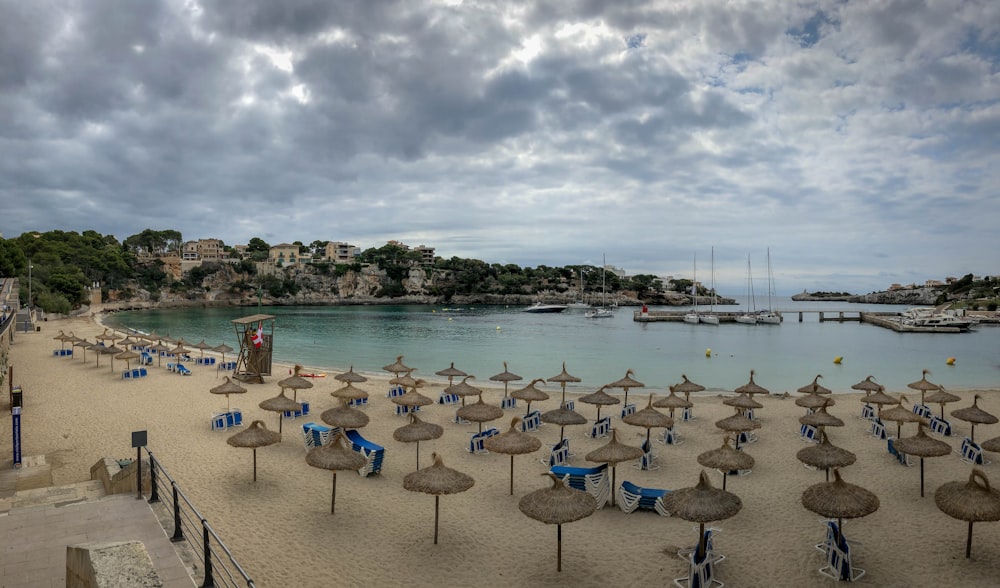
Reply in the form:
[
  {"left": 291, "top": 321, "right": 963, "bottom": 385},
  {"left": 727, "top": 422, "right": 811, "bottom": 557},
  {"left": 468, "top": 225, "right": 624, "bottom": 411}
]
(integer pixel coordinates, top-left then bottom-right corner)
[
  {"left": 523, "top": 302, "right": 568, "bottom": 313},
  {"left": 900, "top": 307, "right": 977, "bottom": 331},
  {"left": 585, "top": 307, "right": 614, "bottom": 319},
  {"left": 586, "top": 254, "right": 614, "bottom": 319}
]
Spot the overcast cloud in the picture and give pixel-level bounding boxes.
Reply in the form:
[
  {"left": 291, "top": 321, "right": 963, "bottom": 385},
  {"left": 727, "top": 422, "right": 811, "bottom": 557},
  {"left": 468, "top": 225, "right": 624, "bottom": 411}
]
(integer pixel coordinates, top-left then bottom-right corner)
[{"left": 1, "top": 0, "right": 998, "bottom": 295}]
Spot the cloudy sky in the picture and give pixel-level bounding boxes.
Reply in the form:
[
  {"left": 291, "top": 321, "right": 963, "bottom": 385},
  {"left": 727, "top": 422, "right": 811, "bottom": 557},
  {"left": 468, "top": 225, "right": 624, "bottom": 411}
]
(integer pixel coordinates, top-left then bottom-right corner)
[{"left": 1, "top": 0, "right": 998, "bottom": 295}]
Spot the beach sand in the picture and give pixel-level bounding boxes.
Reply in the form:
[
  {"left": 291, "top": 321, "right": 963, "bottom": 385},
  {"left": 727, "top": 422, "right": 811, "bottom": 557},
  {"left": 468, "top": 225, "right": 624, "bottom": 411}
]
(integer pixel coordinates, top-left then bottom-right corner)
[{"left": 4, "top": 314, "right": 1000, "bottom": 587}]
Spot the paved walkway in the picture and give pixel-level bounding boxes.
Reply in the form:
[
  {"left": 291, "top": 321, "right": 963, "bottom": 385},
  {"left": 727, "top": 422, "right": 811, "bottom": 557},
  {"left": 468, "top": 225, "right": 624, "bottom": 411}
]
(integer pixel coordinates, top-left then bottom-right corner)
[{"left": 0, "top": 481, "right": 194, "bottom": 588}]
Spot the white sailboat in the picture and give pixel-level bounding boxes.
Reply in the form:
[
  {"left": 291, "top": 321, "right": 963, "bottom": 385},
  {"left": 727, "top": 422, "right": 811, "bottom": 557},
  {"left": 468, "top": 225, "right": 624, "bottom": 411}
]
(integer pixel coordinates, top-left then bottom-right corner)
[
  {"left": 683, "top": 253, "right": 701, "bottom": 324},
  {"left": 735, "top": 253, "right": 758, "bottom": 324},
  {"left": 567, "top": 268, "right": 591, "bottom": 309},
  {"left": 757, "top": 248, "right": 781, "bottom": 325},
  {"left": 700, "top": 247, "right": 720, "bottom": 325},
  {"left": 585, "top": 255, "right": 614, "bottom": 318}
]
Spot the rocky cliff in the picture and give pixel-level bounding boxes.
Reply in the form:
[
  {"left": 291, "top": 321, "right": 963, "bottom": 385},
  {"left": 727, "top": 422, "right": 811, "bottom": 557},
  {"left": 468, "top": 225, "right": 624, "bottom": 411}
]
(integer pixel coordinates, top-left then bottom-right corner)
[{"left": 849, "top": 288, "right": 940, "bottom": 305}]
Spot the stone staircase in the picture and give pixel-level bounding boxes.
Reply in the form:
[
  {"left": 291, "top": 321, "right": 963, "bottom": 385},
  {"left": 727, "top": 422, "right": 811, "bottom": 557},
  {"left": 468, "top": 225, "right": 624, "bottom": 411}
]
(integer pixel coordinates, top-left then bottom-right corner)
[{"left": 0, "top": 454, "right": 109, "bottom": 513}]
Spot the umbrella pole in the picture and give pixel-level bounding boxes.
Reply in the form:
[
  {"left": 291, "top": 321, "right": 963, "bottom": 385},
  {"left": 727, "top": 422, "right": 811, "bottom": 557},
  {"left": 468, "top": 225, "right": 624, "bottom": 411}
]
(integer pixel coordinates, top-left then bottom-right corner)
[
  {"left": 434, "top": 496, "right": 440, "bottom": 545},
  {"left": 509, "top": 455, "right": 515, "bottom": 495},
  {"left": 611, "top": 466, "right": 617, "bottom": 507},
  {"left": 331, "top": 472, "right": 337, "bottom": 515},
  {"left": 252, "top": 448, "right": 257, "bottom": 482},
  {"left": 966, "top": 521, "right": 973, "bottom": 558},
  {"left": 696, "top": 522, "right": 706, "bottom": 560},
  {"left": 416, "top": 441, "right": 421, "bottom": 469},
  {"left": 722, "top": 471, "right": 728, "bottom": 491},
  {"left": 557, "top": 524, "right": 562, "bottom": 572},
  {"left": 920, "top": 458, "right": 925, "bottom": 498},
  {"left": 825, "top": 468, "right": 829, "bottom": 483},
  {"left": 971, "top": 425, "right": 976, "bottom": 444}
]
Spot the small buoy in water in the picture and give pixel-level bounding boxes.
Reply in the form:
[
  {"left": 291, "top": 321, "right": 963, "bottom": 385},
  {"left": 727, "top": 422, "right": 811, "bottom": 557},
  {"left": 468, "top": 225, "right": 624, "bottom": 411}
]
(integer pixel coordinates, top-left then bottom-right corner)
[
  {"left": 496, "top": 326, "right": 501, "bottom": 330},
  {"left": 833, "top": 356, "right": 843, "bottom": 364},
  {"left": 947, "top": 357, "right": 956, "bottom": 366},
  {"left": 705, "top": 348, "right": 712, "bottom": 358},
  {"left": 448, "top": 317, "right": 453, "bottom": 321}
]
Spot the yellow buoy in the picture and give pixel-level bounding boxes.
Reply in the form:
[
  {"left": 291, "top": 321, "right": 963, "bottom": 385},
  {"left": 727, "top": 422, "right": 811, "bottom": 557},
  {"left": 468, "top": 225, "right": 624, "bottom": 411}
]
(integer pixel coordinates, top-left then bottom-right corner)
[
  {"left": 448, "top": 317, "right": 452, "bottom": 321},
  {"left": 947, "top": 357, "right": 956, "bottom": 366},
  {"left": 833, "top": 356, "right": 843, "bottom": 364},
  {"left": 705, "top": 348, "right": 712, "bottom": 358},
  {"left": 496, "top": 326, "right": 501, "bottom": 330}
]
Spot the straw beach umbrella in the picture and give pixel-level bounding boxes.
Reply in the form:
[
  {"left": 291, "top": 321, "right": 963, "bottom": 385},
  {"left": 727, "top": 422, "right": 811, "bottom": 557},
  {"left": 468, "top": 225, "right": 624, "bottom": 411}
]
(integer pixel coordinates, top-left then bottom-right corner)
[
  {"left": 578, "top": 386, "right": 620, "bottom": 421},
  {"left": 934, "top": 468, "right": 1000, "bottom": 558},
  {"left": 210, "top": 376, "right": 247, "bottom": 411},
  {"left": 435, "top": 362, "right": 467, "bottom": 388},
  {"left": 907, "top": 369, "right": 940, "bottom": 405},
  {"left": 192, "top": 339, "right": 213, "bottom": 359},
  {"left": 321, "top": 398, "right": 370, "bottom": 430},
  {"left": 391, "top": 379, "right": 434, "bottom": 410},
  {"left": 715, "top": 408, "right": 761, "bottom": 449},
  {"left": 511, "top": 378, "right": 549, "bottom": 415},
  {"left": 799, "top": 402, "right": 844, "bottom": 430},
  {"left": 390, "top": 371, "right": 420, "bottom": 390},
  {"left": 801, "top": 469, "right": 879, "bottom": 536},
  {"left": 852, "top": 375, "right": 881, "bottom": 414},
  {"left": 585, "top": 429, "right": 644, "bottom": 506},
  {"left": 796, "top": 433, "right": 856, "bottom": 482},
  {"left": 664, "top": 470, "right": 743, "bottom": 561},
  {"left": 981, "top": 436, "right": 1000, "bottom": 455},
  {"left": 735, "top": 369, "right": 770, "bottom": 396},
  {"left": 445, "top": 375, "right": 483, "bottom": 408},
  {"left": 329, "top": 382, "right": 369, "bottom": 403},
  {"left": 383, "top": 355, "right": 413, "bottom": 376},
  {"left": 797, "top": 374, "right": 831, "bottom": 395},
  {"left": 278, "top": 365, "right": 314, "bottom": 402},
  {"left": 924, "top": 386, "right": 961, "bottom": 419},
  {"left": 484, "top": 417, "right": 543, "bottom": 495},
  {"left": 213, "top": 343, "right": 234, "bottom": 364},
  {"left": 102, "top": 345, "right": 123, "bottom": 372},
  {"left": 723, "top": 392, "right": 763, "bottom": 417},
  {"left": 489, "top": 361, "right": 522, "bottom": 403},
  {"left": 623, "top": 394, "right": 673, "bottom": 447},
  {"left": 547, "top": 362, "right": 582, "bottom": 404},
  {"left": 334, "top": 365, "right": 367, "bottom": 384},
  {"left": 519, "top": 473, "right": 598, "bottom": 572},
  {"left": 606, "top": 368, "right": 644, "bottom": 406},
  {"left": 880, "top": 394, "right": 927, "bottom": 438},
  {"left": 540, "top": 402, "right": 587, "bottom": 443},
  {"left": 653, "top": 385, "right": 693, "bottom": 420},
  {"left": 456, "top": 396, "right": 504, "bottom": 434},
  {"left": 306, "top": 433, "right": 366, "bottom": 514},
  {"left": 863, "top": 385, "right": 901, "bottom": 417},
  {"left": 796, "top": 391, "right": 835, "bottom": 414},
  {"left": 403, "top": 453, "right": 475, "bottom": 545},
  {"left": 147, "top": 342, "right": 170, "bottom": 367},
  {"left": 73, "top": 338, "right": 92, "bottom": 361},
  {"left": 394, "top": 413, "right": 444, "bottom": 469},
  {"left": 894, "top": 424, "right": 951, "bottom": 497},
  {"left": 258, "top": 390, "right": 301, "bottom": 434},
  {"left": 698, "top": 437, "right": 755, "bottom": 491},
  {"left": 226, "top": 420, "right": 281, "bottom": 482},
  {"left": 951, "top": 394, "right": 997, "bottom": 443},
  {"left": 114, "top": 349, "right": 140, "bottom": 371}
]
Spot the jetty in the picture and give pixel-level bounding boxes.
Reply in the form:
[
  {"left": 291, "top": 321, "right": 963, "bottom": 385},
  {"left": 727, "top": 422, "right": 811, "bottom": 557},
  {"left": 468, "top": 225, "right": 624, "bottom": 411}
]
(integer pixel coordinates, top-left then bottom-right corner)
[{"left": 634, "top": 310, "right": 987, "bottom": 333}]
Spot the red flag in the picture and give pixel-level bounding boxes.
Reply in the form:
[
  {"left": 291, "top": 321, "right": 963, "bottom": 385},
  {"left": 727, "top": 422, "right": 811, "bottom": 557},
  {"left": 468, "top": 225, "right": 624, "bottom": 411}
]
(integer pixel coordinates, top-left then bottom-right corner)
[{"left": 252, "top": 322, "right": 263, "bottom": 348}]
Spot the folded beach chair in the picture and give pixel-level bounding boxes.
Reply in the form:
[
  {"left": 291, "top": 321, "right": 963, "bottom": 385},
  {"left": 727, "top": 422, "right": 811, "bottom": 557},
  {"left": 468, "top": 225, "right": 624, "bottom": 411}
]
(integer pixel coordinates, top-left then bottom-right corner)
[
  {"left": 226, "top": 410, "right": 243, "bottom": 428},
  {"left": 348, "top": 396, "right": 368, "bottom": 408},
  {"left": 681, "top": 406, "right": 696, "bottom": 422},
  {"left": 617, "top": 480, "right": 671, "bottom": 516},
  {"left": 887, "top": 437, "right": 912, "bottom": 466},
  {"left": 550, "top": 464, "right": 611, "bottom": 508},
  {"left": 501, "top": 396, "right": 517, "bottom": 410},
  {"left": 912, "top": 403, "right": 932, "bottom": 419},
  {"left": 634, "top": 440, "right": 659, "bottom": 471},
  {"left": 541, "top": 438, "right": 569, "bottom": 467},
  {"left": 453, "top": 411, "right": 471, "bottom": 425},
  {"left": 284, "top": 401, "right": 310, "bottom": 419},
  {"left": 438, "top": 392, "right": 459, "bottom": 405},
  {"left": 138, "top": 368, "right": 148, "bottom": 378},
  {"left": 467, "top": 428, "right": 500, "bottom": 454},
  {"left": 218, "top": 361, "right": 237, "bottom": 371},
  {"left": 675, "top": 530, "right": 724, "bottom": 587},
  {"left": 744, "top": 408, "right": 756, "bottom": 421},
  {"left": 131, "top": 368, "right": 142, "bottom": 379},
  {"left": 869, "top": 418, "right": 887, "bottom": 439},
  {"left": 661, "top": 425, "right": 683, "bottom": 445},
  {"left": 736, "top": 431, "right": 758, "bottom": 446},
  {"left": 860, "top": 404, "right": 875, "bottom": 421},
  {"left": 564, "top": 400, "right": 575, "bottom": 411},
  {"left": 394, "top": 404, "right": 420, "bottom": 417},
  {"left": 122, "top": 370, "right": 132, "bottom": 380},
  {"left": 387, "top": 385, "right": 406, "bottom": 399},
  {"left": 678, "top": 528, "right": 724, "bottom": 564},
  {"left": 520, "top": 410, "right": 541, "bottom": 432},
  {"left": 587, "top": 416, "right": 611, "bottom": 439},
  {"left": 800, "top": 424, "right": 819, "bottom": 443},
  {"left": 302, "top": 422, "right": 336, "bottom": 450},
  {"left": 816, "top": 520, "right": 840, "bottom": 554},
  {"left": 818, "top": 524, "right": 865, "bottom": 582},
  {"left": 211, "top": 413, "right": 227, "bottom": 431},
  {"left": 929, "top": 416, "right": 952, "bottom": 437},
  {"left": 621, "top": 403, "right": 637, "bottom": 419},
  {"left": 958, "top": 437, "right": 988, "bottom": 466},
  {"left": 345, "top": 429, "right": 385, "bottom": 477}
]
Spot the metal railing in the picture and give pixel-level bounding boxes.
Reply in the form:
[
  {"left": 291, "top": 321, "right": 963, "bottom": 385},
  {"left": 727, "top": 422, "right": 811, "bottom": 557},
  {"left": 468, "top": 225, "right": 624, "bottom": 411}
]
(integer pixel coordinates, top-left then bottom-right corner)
[{"left": 142, "top": 448, "right": 255, "bottom": 588}]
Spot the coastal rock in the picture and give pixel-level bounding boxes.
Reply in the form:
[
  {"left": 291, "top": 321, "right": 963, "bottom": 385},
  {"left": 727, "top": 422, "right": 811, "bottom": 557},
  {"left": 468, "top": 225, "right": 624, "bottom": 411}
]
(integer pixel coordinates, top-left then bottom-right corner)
[{"left": 849, "top": 288, "right": 940, "bottom": 305}]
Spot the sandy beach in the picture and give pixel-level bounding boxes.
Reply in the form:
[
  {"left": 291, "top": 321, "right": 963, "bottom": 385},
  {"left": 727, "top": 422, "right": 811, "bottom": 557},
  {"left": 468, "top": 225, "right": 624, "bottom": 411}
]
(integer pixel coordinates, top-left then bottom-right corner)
[{"left": 4, "top": 314, "right": 1000, "bottom": 587}]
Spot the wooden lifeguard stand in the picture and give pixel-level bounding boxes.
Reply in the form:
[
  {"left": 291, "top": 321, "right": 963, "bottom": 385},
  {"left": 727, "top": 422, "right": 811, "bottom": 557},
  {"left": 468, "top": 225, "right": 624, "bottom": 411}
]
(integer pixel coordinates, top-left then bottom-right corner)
[{"left": 231, "top": 314, "right": 275, "bottom": 384}]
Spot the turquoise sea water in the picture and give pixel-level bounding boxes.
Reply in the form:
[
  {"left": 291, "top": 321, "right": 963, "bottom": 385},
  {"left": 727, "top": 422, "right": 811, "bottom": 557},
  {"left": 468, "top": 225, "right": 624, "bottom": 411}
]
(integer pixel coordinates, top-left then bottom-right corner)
[{"left": 103, "top": 298, "right": 1000, "bottom": 395}]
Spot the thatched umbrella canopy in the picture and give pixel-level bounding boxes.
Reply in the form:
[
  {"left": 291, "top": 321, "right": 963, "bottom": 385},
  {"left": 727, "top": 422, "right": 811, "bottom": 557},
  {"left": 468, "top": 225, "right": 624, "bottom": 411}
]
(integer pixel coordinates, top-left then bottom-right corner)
[
  {"left": 445, "top": 375, "right": 483, "bottom": 408},
  {"left": 864, "top": 386, "right": 901, "bottom": 417},
  {"left": 797, "top": 374, "right": 831, "bottom": 395},
  {"left": 851, "top": 375, "right": 881, "bottom": 394},
  {"left": 935, "top": 468, "right": 1000, "bottom": 558},
  {"left": 664, "top": 470, "right": 743, "bottom": 560},
  {"left": 334, "top": 365, "right": 368, "bottom": 384},
  {"left": 698, "top": 437, "right": 755, "bottom": 491},
  {"left": 799, "top": 403, "right": 845, "bottom": 429},
  {"left": 226, "top": 420, "right": 281, "bottom": 482},
  {"left": 321, "top": 399, "right": 370, "bottom": 430},
  {"left": 191, "top": 339, "right": 213, "bottom": 358},
  {"left": 796, "top": 392, "right": 834, "bottom": 411},
  {"left": 95, "top": 329, "right": 119, "bottom": 343},
  {"left": 622, "top": 394, "right": 673, "bottom": 447},
  {"left": 330, "top": 382, "right": 369, "bottom": 402},
  {"left": 578, "top": 386, "right": 620, "bottom": 421},
  {"left": 540, "top": 402, "right": 588, "bottom": 443},
  {"left": 489, "top": 361, "right": 522, "bottom": 400},
  {"left": 714, "top": 408, "right": 761, "bottom": 450},
  {"left": 258, "top": 390, "right": 301, "bottom": 434},
  {"left": 907, "top": 368, "right": 941, "bottom": 405},
  {"left": 210, "top": 376, "right": 247, "bottom": 411},
  {"left": 392, "top": 379, "right": 434, "bottom": 408},
  {"left": 147, "top": 342, "right": 170, "bottom": 367},
  {"left": 951, "top": 394, "right": 998, "bottom": 443},
  {"left": 925, "top": 386, "right": 961, "bottom": 419},
  {"left": 653, "top": 385, "right": 693, "bottom": 420},
  {"left": 383, "top": 355, "right": 413, "bottom": 375},
  {"left": 511, "top": 378, "right": 550, "bottom": 415},
  {"left": 585, "top": 428, "right": 644, "bottom": 506},
  {"left": 390, "top": 372, "right": 420, "bottom": 390},
  {"left": 894, "top": 424, "right": 952, "bottom": 497},
  {"left": 88, "top": 343, "right": 106, "bottom": 366},
  {"left": 114, "top": 349, "right": 140, "bottom": 371},
  {"left": 169, "top": 342, "right": 190, "bottom": 360},
  {"left": 435, "top": 362, "right": 468, "bottom": 388},
  {"left": 881, "top": 394, "right": 927, "bottom": 437},
  {"left": 518, "top": 473, "right": 598, "bottom": 572},
  {"left": 796, "top": 432, "right": 857, "bottom": 482},
  {"left": 735, "top": 369, "right": 770, "bottom": 396},
  {"left": 102, "top": 345, "right": 123, "bottom": 372},
  {"left": 605, "top": 368, "right": 644, "bottom": 406},
  {"left": 981, "top": 436, "right": 1000, "bottom": 454},
  {"left": 723, "top": 392, "right": 763, "bottom": 414},
  {"left": 213, "top": 343, "right": 234, "bottom": 364},
  {"left": 278, "top": 365, "right": 314, "bottom": 402},
  {"left": 674, "top": 374, "right": 706, "bottom": 400},
  {"left": 456, "top": 396, "right": 504, "bottom": 434},
  {"left": 801, "top": 469, "right": 879, "bottom": 535},
  {"left": 547, "top": 362, "right": 582, "bottom": 404},
  {"left": 73, "top": 338, "right": 92, "bottom": 361},
  {"left": 306, "top": 433, "right": 367, "bottom": 514},
  {"left": 403, "top": 453, "right": 475, "bottom": 545},
  {"left": 484, "top": 417, "right": 543, "bottom": 495},
  {"left": 52, "top": 331, "right": 68, "bottom": 348},
  {"left": 393, "top": 413, "right": 444, "bottom": 469}
]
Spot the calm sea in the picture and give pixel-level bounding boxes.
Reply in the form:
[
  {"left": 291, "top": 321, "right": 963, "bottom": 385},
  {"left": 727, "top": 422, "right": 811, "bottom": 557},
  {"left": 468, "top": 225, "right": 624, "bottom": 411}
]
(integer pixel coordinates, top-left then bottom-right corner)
[{"left": 102, "top": 298, "right": 1000, "bottom": 395}]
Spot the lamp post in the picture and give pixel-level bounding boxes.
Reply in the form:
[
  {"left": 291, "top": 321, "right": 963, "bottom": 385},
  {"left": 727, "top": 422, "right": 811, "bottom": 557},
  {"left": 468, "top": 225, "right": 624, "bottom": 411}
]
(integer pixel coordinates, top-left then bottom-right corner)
[{"left": 27, "top": 259, "right": 32, "bottom": 309}]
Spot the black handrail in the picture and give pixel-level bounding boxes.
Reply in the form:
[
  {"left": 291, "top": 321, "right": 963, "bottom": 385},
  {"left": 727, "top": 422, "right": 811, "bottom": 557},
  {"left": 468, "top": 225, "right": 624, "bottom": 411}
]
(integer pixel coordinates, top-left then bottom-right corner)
[{"left": 142, "top": 448, "right": 255, "bottom": 588}]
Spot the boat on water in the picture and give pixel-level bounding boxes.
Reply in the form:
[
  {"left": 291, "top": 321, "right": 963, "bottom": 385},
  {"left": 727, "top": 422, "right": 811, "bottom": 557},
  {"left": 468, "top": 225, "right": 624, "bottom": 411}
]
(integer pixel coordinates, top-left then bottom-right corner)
[
  {"left": 586, "top": 254, "right": 614, "bottom": 319},
  {"left": 683, "top": 253, "right": 701, "bottom": 324},
  {"left": 900, "top": 307, "right": 978, "bottom": 331},
  {"left": 567, "top": 269, "right": 591, "bottom": 309},
  {"left": 567, "top": 301, "right": 591, "bottom": 309},
  {"left": 757, "top": 248, "right": 781, "bottom": 325},
  {"left": 700, "top": 247, "right": 720, "bottom": 325},
  {"left": 523, "top": 302, "right": 568, "bottom": 313},
  {"left": 735, "top": 253, "right": 758, "bottom": 324}
]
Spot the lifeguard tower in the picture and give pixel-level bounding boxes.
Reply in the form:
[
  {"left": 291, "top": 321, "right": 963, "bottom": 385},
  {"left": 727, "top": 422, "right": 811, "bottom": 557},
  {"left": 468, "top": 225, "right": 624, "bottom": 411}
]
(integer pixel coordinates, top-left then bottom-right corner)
[{"left": 231, "top": 314, "right": 275, "bottom": 384}]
